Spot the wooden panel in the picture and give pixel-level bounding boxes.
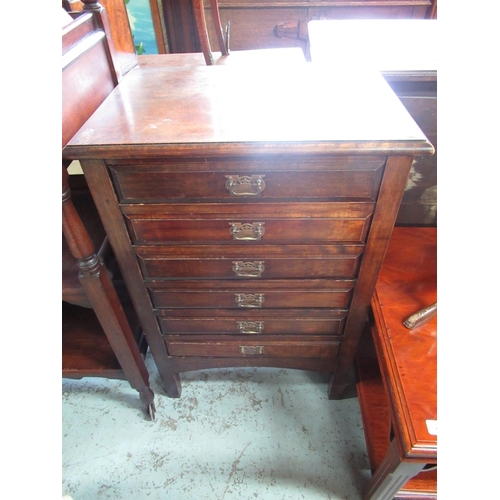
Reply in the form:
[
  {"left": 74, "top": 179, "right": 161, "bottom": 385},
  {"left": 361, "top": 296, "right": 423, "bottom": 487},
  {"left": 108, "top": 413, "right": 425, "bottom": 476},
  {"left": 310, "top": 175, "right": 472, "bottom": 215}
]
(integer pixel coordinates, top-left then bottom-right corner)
[
  {"left": 166, "top": 335, "right": 341, "bottom": 357},
  {"left": 63, "top": 1, "right": 137, "bottom": 75},
  {"left": 100, "top": 0, "right": 138, "bottom": 74},
  {"left": 62, "top": 33, "right": 116, "bottom": 148},
  {"left": 356, "top": 323, "right": 437, "bottom": 497},
  {"left": 371, "top": 227, "right": 437, "bottom": 459},
  {"left": 122, "top": 201, "right": 375, "bottom": 246},
  {"left": 157, "top": 308, "right": 347, "bottom": 335},
  {"left": 62, "top": 302, "right": 123, "bottom": 378},
  {"left": 65, "top": 65, "right": 433, "bottom": 160},
  {"left": 148, "top": 279, "right": 355, "bottom": 309},
  {"left": 110, "top": 161, "right": 385, "bottom": 202},
  {"left": 126, "top": 214, "right": 372, "bottom": 244},
  {"left": 171, "top": 355, "right": 337, "bottom": 372},
  {"left": 136, "top": 244, "right": 363, "bottom": 280}
]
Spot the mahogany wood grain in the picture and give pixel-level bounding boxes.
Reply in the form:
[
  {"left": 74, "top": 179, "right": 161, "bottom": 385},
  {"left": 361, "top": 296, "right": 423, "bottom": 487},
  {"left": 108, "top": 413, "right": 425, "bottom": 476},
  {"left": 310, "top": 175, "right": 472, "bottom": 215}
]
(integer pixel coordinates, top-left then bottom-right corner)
[
  {"left": 62, "top": 12, "right": 118, "bottom": 148},
  {"left": 63, "top": 302, "right": 124, "bottom": 378},
  {"left": 79, "top": 159, "right": 183, "bottom": 397},
  {"left": 355, "top": 322, "right": 392, "bottom": 473},
  {"left": 328, "top": 155, "right": 415, "bottom": 399},
  {"left": 62, "top": 5, "right": 155, "bottom": 415},
  {"left": 356, "top": 323, "right": 437, "bottom": 499},
  {"left": 64, "top": 66, "right": 432, "bottom": 160},
  {"left": 166, "top": 336, "right": 341, "bottom": 357},
  {"left": 65, "top": 0, "right": 138, "bottom": 75},
  {"left": 157, "top": 308, "right": 347, "bottom": 335},
  {"left": 171, "top": 356, "right": 337, "bottom": 372},
  {"left": 371, "top": 227, "right": 437, "bottom": 460},
  {"left": 62, "top": 166, "right": 154, "bottom": 411},
  {"left": 109, "top": 161, "right": 384, "bottom": 202},
  {"left": 96, "top": 0, "right": 137, "bottom": 73},
  {"left": 64, "top": 61, "right": 433, "bottom": 399},
  {"left": 147, "top": 279, "right": 355, "bottom": 309},
  {"left": 135, "top": 244, "right": 363, "bottom": 280},
  {"left": 357, "top": 227, "right": 437, "bottom": 499},
  {"left": 62, "top": 175, "right": 108, "bottom": 307},
  {"left": 126, "top": 216, "right": 371, "bottom": 245}
]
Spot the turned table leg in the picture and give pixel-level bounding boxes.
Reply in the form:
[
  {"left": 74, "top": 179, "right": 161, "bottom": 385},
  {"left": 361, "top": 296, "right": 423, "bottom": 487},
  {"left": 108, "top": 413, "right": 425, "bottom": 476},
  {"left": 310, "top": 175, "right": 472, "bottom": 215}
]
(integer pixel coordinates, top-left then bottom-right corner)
[{"left": 63, "top": 166, "right": 156, "bottom": 419}]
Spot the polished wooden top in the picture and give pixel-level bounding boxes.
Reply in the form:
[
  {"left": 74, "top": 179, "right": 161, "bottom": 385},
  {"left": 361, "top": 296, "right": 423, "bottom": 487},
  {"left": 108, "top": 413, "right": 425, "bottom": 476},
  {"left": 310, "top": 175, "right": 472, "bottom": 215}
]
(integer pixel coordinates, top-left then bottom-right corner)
[
  {"left": 371, "top": 227, "right": 437, "bottom": 461},
  {"left": 64, "top": 64, "right": 433, "bottom": 159}
]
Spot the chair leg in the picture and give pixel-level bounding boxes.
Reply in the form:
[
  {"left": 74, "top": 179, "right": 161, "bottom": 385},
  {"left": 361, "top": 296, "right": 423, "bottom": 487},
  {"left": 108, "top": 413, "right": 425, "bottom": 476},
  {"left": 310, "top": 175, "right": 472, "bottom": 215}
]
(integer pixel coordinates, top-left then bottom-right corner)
[
  {"left": 192, "top": 0, "right": 214, "bottom": 65},
  {"left": 209, "top": 0, "right": 229, "bottom": 55}
]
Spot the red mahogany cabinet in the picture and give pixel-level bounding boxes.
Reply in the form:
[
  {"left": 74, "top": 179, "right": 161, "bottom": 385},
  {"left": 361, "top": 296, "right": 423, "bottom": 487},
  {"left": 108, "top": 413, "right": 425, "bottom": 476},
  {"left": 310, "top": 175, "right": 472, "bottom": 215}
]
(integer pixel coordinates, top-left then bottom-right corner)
[{"left": 63, "top": 64, "right": 433, "bottom": 398}]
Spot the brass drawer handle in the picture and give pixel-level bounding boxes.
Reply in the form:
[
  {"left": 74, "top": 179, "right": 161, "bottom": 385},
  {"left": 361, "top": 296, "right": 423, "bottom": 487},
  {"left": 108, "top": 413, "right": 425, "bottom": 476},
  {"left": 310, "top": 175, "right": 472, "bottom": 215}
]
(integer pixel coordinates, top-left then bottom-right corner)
[
  {"left": 229, "top": 222, "right": 265, "bottom": 241},
  {"left": 235, "top": 293, "right": 265, "bottom": 308},
  {"left": 232, "top": 261, "right": 265, "bottom": 278},
  {"left": 237, "top": 321, "right": 264, "bottom": 334},
  {"left": 240, "top": 345, "right": 265, "bottom": 355},
  {"left": 225, "top": 175, "right": 266, "bottom": 196}
]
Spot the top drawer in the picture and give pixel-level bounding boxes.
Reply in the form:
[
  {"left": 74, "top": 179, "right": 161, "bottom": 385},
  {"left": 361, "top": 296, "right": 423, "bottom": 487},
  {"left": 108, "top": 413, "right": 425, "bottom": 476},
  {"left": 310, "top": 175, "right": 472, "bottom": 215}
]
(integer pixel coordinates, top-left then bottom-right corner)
[{"left": 108, "top": 157, "right": 386, "bottom": 203}]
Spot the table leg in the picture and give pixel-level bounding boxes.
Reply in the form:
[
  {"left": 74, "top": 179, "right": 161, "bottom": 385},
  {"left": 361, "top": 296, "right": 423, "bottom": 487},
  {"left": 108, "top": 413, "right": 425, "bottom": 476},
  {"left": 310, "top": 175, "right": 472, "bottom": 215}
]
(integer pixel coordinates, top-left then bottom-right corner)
[{"left": 364, "top": 439, "right": 425, "bottom": 500}]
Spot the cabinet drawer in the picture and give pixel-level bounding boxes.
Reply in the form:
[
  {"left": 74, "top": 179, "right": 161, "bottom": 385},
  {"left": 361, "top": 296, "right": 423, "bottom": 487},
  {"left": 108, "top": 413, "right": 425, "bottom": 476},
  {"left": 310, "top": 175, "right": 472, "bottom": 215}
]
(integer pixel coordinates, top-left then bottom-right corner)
[
  {"left": 126, "top": 216, "right": 371, "bottom": 245},
  {"left": 136, "top": 245, "right": 363, "bottom": 280},
  {"left": 165, "top": 335, "right": 341, "bottom": 358},
  {"left": 148, "top": 279, "right": 355, "bottom": 309},
  {"left": 156, "top": 309, "right": 347, "bottom": 335},
  {"left": 109, "top": 157, "right": 385, "bottom": 202},
  {"left": 123, "top": 202, "right": 373, "bottom": 244}
]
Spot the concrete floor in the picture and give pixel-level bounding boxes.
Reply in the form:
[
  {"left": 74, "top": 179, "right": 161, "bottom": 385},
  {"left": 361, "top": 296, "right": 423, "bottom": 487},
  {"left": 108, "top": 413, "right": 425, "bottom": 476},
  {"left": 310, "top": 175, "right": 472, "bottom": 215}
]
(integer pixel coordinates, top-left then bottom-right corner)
[{"left": 62, "top": 353, "right": 371, "bottom": 499}]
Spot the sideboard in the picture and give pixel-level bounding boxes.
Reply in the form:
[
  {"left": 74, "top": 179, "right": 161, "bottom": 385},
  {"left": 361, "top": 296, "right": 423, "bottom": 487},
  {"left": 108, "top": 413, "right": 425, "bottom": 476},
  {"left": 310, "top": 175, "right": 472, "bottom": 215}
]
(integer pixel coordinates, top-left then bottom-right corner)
[{"left": 63, "top": 63, "right": 433, "bottom": 398}]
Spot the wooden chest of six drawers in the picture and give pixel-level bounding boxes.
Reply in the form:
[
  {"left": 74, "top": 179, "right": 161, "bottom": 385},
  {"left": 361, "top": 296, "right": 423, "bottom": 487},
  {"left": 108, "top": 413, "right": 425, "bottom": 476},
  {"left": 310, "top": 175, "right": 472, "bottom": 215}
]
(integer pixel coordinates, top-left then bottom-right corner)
[{"left": 64, "top": 64, "right": 433, "bottom": 398}]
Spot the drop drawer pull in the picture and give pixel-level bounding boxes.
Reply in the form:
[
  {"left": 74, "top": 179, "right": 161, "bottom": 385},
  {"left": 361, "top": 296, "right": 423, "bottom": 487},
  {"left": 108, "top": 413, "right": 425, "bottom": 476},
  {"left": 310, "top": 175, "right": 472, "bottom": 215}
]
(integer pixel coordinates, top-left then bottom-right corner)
[
  {"left": 235, "top": 293, "right": 265, "bottom": 308},
  {"left": 225, "top": 175, "right": 266, "bottom": 196},
  {"left": 237, "top": 321, "right": 264, "bottom": 334},
  {"left": 240, "top": 345, "right": 265, "bottom": 355},
  {"left": 229, "top": 222, "right": 265, "bottom": 241}
]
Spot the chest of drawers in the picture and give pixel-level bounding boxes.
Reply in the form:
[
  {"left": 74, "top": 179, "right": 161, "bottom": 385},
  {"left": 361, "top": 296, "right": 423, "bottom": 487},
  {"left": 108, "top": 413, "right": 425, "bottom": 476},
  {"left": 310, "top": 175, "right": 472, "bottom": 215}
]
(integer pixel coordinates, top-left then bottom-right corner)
[{"left": 64, "top": 64, "right": 433, "bottom": 398}]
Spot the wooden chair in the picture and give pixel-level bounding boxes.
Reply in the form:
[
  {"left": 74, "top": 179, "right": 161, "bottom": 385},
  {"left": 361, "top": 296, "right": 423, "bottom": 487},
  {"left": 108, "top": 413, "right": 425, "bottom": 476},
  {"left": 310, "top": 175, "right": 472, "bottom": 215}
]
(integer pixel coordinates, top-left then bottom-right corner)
[
  {"left": 64, "top": 0, "right": 305, "bottom": 67},
  {"left": 190, "top": 0, "right": 305, "bottom": 65},
  {"left": 62, "top": 3, "right": 155, "bottom": 419}
]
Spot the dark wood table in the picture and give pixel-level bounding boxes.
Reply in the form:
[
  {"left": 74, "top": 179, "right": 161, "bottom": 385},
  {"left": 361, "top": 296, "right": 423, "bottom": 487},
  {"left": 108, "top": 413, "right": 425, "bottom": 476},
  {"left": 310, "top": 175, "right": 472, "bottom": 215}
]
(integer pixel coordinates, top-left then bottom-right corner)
[{"left": 356, "top": 227, "right": 437, "bottom": 499}]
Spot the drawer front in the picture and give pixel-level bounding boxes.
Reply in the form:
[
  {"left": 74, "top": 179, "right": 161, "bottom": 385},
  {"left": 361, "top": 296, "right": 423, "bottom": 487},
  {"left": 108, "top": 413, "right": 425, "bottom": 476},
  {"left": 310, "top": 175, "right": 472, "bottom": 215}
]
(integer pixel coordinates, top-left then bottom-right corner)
[
  {"left": 156, "top": 309, "right": 347, "bottom": 335},
  {"left": 165, "top": 335, "right": 341, "bottom": 358},
  {"left": 148, "top": 279, "right": 355, "bottom": 309},
  {"left": 123, "top": 202, "right": 374, "bottom": 244},
  {"left": 136, "top": 245, "right": 363, "bottom": 280},
  {"left": 126, "top": 216, "right": 371, "bottom": 245},
  {"left": 109, "top": 157, "right": 385, "bottom": 202}
]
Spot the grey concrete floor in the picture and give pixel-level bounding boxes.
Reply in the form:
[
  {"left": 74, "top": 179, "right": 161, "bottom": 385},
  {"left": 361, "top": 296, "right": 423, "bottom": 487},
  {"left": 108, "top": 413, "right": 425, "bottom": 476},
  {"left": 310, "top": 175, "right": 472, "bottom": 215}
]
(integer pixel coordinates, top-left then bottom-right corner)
[{"left": 62, "top": 353, "right": 371, "bottom": 499}]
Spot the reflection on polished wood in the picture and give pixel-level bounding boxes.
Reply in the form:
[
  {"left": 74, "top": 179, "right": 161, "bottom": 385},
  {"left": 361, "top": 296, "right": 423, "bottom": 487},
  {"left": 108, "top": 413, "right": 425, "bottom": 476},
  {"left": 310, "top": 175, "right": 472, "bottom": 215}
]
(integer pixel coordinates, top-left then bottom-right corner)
[{"left": 357, "top": 227, "right": 437, "bottom": 499}]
